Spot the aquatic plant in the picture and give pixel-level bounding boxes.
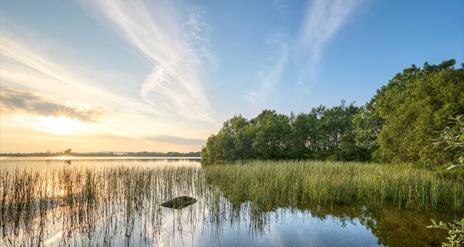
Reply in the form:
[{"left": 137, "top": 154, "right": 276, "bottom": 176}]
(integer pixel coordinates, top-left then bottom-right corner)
[
  {"left": 0, "top": 166, "right": 205, "bottom": 246},
  {"left": 204, "top": 160, "right": 464, "bottom": 211},
  {"left": 428, "top": 218, "right": 464, "bottom": 247},
  {"left": 0, "top": 160, "right": 462, "bottom": 246}
]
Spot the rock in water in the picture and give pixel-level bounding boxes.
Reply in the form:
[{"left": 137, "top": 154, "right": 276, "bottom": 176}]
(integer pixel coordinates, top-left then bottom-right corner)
[{"left": 161, "top": 196, "right": 197, "bottom": 209}]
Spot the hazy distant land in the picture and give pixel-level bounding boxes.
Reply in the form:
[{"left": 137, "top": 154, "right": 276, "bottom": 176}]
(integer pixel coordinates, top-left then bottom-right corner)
[{"left": 0, "top": 151, "right": 201, "bottom": 157}]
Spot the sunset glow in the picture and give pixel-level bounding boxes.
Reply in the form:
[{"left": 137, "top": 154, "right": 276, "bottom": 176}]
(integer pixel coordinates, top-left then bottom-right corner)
[
  {"left": 33, "top": 117, "right": 85, "bottom": 135},
  {"left": 0, "top": 0, "right": 461, "bottom": 153}
]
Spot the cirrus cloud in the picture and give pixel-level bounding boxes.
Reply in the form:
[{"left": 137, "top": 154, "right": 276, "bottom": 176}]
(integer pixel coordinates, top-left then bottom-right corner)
[
  {"left": 300, "top": 0, "right": 365, "bottom": 62},
  {"left": 146, "top": 135, "right": 204, "bottom": 146},
  {"left": 83, "top": 0, "right": 214, "bottom": 122}
]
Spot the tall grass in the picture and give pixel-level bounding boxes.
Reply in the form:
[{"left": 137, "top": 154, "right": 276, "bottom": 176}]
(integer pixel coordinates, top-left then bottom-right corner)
[
  {"left": 0, "top": 166, "right": 204, "bottom": 246},
  {"left": 0, "top": 161, "right": 462, "bottom": 246},
  {"left": 204, "top": 160, "right": 464, "bottom": 212}
]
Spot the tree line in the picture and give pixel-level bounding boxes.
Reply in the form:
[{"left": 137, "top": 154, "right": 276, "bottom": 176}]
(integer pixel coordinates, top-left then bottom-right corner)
[
  {"left": 1, "top": 151, "right": 201, "bottom": 157},
  {"left": 201, "top": 59, "right": 464, "bottom": 166}
]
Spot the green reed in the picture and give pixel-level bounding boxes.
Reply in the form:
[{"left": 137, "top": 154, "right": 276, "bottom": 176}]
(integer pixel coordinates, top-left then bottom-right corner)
[
  {"left": 204, "top": 160, "right": 464, "bottom": 212},
  {"left": 0, "top": 166, "right": 205, "bottom": 246},
  {"left": 0, "top": 161, "right": 462, "bottom": 246}
]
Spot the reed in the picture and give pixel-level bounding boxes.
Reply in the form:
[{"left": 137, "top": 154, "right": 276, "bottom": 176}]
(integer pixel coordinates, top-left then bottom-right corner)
[
  {"left": 0, "top": 166, "right": 204, "bottom": 246},
  {"left": 204, "top": 160, "right": 464, "bottom": 212},
  {"left": 0, "top": 161, "right": 462, "bottom": 246}
]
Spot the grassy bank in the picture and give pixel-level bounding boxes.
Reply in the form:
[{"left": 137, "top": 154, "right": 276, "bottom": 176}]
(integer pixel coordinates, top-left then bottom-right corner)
[{"left": 204, "top": 161, "right": 464, "bottom": 212}]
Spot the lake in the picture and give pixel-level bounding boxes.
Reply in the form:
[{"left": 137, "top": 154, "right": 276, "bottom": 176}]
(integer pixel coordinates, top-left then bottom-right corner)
[{"left": 0, "top": 158, "right": 457, "bottom": 246}]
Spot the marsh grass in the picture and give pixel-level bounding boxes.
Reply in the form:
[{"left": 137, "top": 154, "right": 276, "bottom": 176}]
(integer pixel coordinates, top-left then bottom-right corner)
[
  {"left": 204, "top": 160, "right": 464, "bottom": 212},
  {"left": 0, "top": 166, "right": 205, "bottom": 246},
  {"left": 0, "top": 160, "right": 462, "bottom": 246}
]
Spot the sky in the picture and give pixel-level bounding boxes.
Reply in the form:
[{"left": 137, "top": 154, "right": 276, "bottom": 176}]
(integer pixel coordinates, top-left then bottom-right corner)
[{"left": 0, "top": 0, "right": 462, "bottom": 153}]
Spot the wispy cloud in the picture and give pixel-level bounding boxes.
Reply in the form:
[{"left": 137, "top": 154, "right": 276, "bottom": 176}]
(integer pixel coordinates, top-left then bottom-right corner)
[
  {"left": 247, "top": 40, "right": 288, "bottom": 107},
  {"left": 247, "top": 0, "right": 363, "bottom": 106},
  {"left": 1, "top": 35, "right": 78, "bottom": 86},
  {"left": 85, "top": 0, "right": 214, "bottom": 122},
  {"left": 273, "top": 0, "right": 288, "bottom": 11},
  {"left": 146, "top": 135, "right": 204, "bottom": 146},
  {"left": 299, "top": 0, "right": 364, "bottom": 63},
  {"left": 0, "top": 87, "right": 104, "bottom": 122},
  {"left": 0, "top": 34, "right": 149, "bottom": 114}
]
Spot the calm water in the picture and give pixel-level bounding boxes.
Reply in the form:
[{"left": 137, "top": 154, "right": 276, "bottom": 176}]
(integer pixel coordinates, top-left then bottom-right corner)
[{"left": 0, "top": 158, "right": 455, "bottom": 246}]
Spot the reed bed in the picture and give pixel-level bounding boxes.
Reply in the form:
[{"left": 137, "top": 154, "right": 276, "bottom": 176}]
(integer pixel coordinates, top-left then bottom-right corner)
[
  {"left": 204, "top": 160, "right": 464, "bottom": 212},
  {"left": 0, "top": 166, "right": 205, "bottom": 246},
  {"left": 0, "top": 161, "right": 462, "bottom": 246}
]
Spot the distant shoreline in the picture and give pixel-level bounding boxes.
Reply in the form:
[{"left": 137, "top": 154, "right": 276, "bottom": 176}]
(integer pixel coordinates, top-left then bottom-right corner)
[
  {"left": 0, "top": 151, "right": 201, "bottom": 158},
  {"left": 0, "top": 156, "right": 201, "bottom": 161}
]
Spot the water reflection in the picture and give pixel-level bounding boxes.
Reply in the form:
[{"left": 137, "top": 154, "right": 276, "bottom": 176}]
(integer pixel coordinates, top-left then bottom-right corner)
[{"left": 0, "top": 159, "right": 460, "bottom": 246}]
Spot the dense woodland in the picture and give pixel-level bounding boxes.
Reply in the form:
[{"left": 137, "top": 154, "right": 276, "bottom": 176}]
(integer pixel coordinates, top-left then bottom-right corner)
[{"left": 201, "top": 59, "right": 464, "bottom": 166}]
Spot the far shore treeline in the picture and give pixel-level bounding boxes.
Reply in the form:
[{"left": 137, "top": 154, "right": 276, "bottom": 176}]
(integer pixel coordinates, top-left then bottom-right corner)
[
  {"left": 201, "top": 59, "right": 464, "bottom": 166},
  {"left": 0, "top": 151, "right": 201, "bottom": 157}
]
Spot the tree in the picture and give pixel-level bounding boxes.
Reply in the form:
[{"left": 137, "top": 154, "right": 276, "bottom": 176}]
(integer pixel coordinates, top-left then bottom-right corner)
[
  {"left": 288, "top": 112, "right": 319, "bottom": 159},
  {"left": 250, "top": 110, "right": 291, "bottom": 159},
  {"left": 201, "top": 115, "right": 254, "bottom": 164},
  {"left": 434, "top": 115, "right": 464, "bottom": 166},
  {"left": 315, "top": 102, "right": 361, "bottom": 160},
  {"left": 353, "top": 102, "right": 383, "bottom": 160},
  {"left": 201, "top": 59, "right": 463, "bottom": 166},
  {"left": 354, "top": 59, "right": 464, "bottom": 165},
  {"left": 202, "top": 103, "right": 364, "bottom": 163}
]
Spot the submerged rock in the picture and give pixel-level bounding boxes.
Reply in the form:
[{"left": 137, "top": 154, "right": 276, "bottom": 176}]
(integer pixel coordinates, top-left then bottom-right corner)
[{"left": 161, "top": 196, "right": 197, "bottom": 209}]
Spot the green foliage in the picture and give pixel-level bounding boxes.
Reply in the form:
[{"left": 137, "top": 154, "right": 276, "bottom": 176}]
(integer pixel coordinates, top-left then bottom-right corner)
[
  {"left": 434, "top": 115, "right": 464, "bottom": 166},
  {"left": 202, "top": 103, "right": 363, "bottom": 164},
  {"left": 352, "top": 102, "right": 382, "bottom": 160},
  {"left": 315, "top": 102, "right": 363, "bottom": 160},
  {"left": 428, "top": 218, "right": 464, "bottom": 247},
  {"left": 202, "top": 59, "right": 463, "bottom": 166},
  {"left": 251, "top": 110, "right": 292, "bottom": 159},
  {"left": 355, "top": 60, "right": 464, "bottom": 165},
  {"left": 201, "top": 115, "right": 255, "bottom": 163}
]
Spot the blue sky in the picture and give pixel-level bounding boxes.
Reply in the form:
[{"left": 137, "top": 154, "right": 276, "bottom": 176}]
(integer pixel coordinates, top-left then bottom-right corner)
[{"left": 0, "top": 0, "right": 462, "bottom": 152}]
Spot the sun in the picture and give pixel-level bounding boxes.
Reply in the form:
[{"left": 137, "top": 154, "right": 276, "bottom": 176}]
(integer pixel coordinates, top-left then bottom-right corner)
[{"left": 34, "top": 116, "right": 85, "bottom": 135}]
